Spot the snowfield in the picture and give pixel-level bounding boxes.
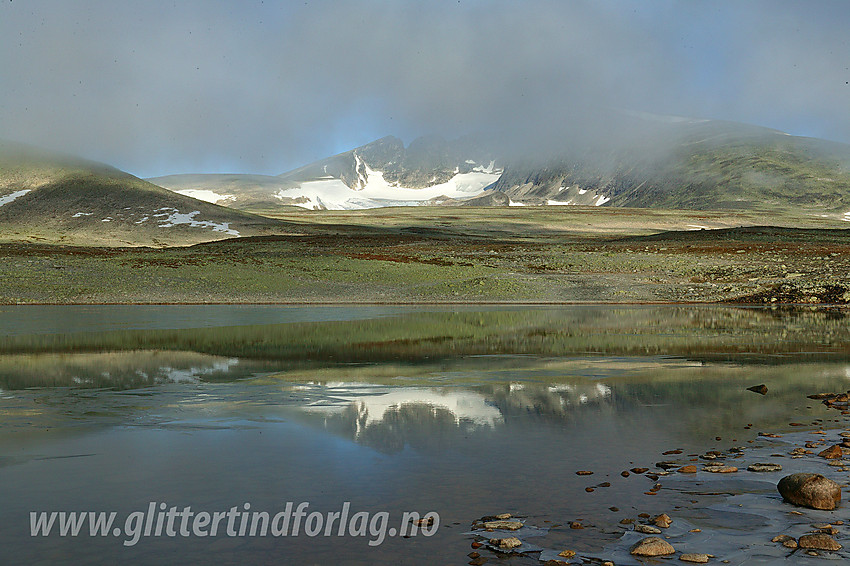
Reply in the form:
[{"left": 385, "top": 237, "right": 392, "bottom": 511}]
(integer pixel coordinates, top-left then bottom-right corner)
[
  {"left": 275, "top": 157, "right": 502, "bottom": 210},
  {"left": 175, "top": 189, "right": 235, "bottom": 204},
  {"left": 0, "top": 189, "right": 31, "bottom": 207}
]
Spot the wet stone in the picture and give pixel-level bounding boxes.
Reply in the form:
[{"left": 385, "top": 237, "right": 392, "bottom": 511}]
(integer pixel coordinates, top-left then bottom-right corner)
[
  {"left": 703, "top": 465, "right": 738, "bottom": 473},
  {"left": 635, "top": 524, "right": 662, "bottom": 534},
  {"left": 653, "top": 514, "right": 673, "bottom": 528},
  {"left": 798, "top": 533, "right": 842, "bottom": 551},
  {"left": 482, "top": 520, "right": 523, "bottom": 531},
  {"left": 747, "top": 463, "right": 782, "bottom": 472},
  {"left": 630, "top": 537, "right": 675, "bottom": 556},
  {"left": 489, "top": 536, "right": 522, "bottom": 550},
  {"left": 818, "top": 445, "right": 843, "bottom": 459},
  {"left": 680, "top": 553, "right": 712, "bottom": 563},
  {"left": 777, "top": 473, "right": 842, "bottom": 510}
]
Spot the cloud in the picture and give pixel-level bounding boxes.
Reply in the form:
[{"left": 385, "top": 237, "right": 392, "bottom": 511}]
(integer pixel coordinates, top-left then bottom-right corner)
[{"left": 1, "top": 0, "right": 849, "bottom": 176}]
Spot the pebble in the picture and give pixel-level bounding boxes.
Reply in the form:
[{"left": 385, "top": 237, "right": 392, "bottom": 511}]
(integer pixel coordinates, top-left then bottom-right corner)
[
  {"left": 630, "top": 537, "right": 675, "bottom": 556},
  {"left": 576, "top": 470, "right": 593, "bottom": 475},
  {"left": 482, "top": 520, "right": 523, "bottom": 531},
  {"left": 747, "top": 384, "right": 768, "bottom": 395},
  {"left": 818, "top": 445, "right": 843, "bottom": 459},
  {"left": 680, "top": 553, "right": 712, "bottom": 563},
  {"left": 489, "top": 536, "right": 522, "bottom": 550},
  {"left": 703, "top": 465, "right": 738, "bottom": 473},
  {"left": 635, "top": 524, "right": 662, "bottom": 534},
  {"left": 631, "top": 467, "right": 649, "bottom": 474},
  {"left": 653, "top": 514, "right": 673, "bottom": 528},
  {"left": 747, "top": 463, "right": 782, "bottom": 472},
  {"left": 469, "top": 557, "right": 487, "bottom": 565},
  {"left": 557, "top": 549, "right": 576, "bottom": 558},
  {"left": 678, "top": 465, "right": 698, "bottom": 473}
]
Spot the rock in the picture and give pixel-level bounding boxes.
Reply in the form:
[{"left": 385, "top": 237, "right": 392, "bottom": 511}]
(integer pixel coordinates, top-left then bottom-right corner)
[
  {"left": 680, "top": 554, "right": 712, "bottom": 563},
  {"left": 812, "top": 525, "right": 839, "bottom": 535},
  {"left": 747, "top": 384, "right": 768, "bottom": 395},
  {"left": 653, "top": 514, "right": 673, "bottom": 528},
  {"left": 771, "top": 534, "right": 795, "bottom": 543},
  {"left": 818, "top": 445, "right": 843, "bottom": 459},
  {"left": 656, "top": 461, "right": 680, "bottom": 470},
  {"left": 630, "top": 537, "right": 675, "bottom": 556},
  {"left": 489, "top": 536, "right": 522, "bottom": 550},
  {"left": 569, "top": 522, "right": 583, "bottom": 529},
  {"left": 635, "top": 524, "right": 662, "bottom": 534},
  {"left": 678, "top": 465, "right": 698, "bottom": 473},
  {"left": 483, "top": 520, "right": 524, "bottom": 531},
  {"left": 557, "top": 549, "right": 576, "bottom": 558},
  {"left": 747, "top": 463, "right": 782, "bottom": 472},
  {"left": 782, "top": 539, "right": 799, "bottom": 549},
  {"left": 576, "top": 470, "right": 593, "bottom": 475},
  {"left": 494, "top": 513, "right": 511, "bottom": 520},
  {"left": 777, "top": 473, "right": 841, "bottom": 510},
  {"left": 703, "top": 465, "right": 738, "bottom": 473},
  {"left": 469, "top": 557, "right": 487, "bottom": 566},
  {"left": 798, "top": 533, "right": 842, "bottom": 551}
]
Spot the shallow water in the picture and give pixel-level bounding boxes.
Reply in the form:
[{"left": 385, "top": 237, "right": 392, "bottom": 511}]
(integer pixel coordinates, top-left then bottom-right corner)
[{"left": 1, "top": 305, "right": 849, "bottom": 565}]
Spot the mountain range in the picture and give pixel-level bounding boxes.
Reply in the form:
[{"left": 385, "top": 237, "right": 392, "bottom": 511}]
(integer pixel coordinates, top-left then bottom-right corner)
[
  {"left": 2, "top": 114, "right": 850, "bottom": 249},
  {"left": 149, "top": 116, "right": 850, "bottom": 219}
]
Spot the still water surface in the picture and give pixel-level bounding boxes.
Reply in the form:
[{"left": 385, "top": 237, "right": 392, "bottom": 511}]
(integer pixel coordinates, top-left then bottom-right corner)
[{"left": 1, "top": 305, "right": 849, "bottom": 565}]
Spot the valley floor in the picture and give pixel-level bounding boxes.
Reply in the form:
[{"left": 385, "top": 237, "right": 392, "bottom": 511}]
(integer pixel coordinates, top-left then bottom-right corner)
[{"left": 1, "top": 207, "right": 848, "bottom": 304}]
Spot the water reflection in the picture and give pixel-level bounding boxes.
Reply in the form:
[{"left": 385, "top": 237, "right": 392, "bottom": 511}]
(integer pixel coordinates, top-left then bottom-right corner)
[
  {"left": 0, "top": 351, "right": 258, "bottom": 390},
  {"left": 1, "top": 306, "right": 849, "bottom": 565}
]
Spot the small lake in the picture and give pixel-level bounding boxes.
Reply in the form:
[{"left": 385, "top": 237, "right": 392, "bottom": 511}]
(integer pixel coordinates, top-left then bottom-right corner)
[{"left": 1, "top": 305, "right": 849, "bottom": 565}]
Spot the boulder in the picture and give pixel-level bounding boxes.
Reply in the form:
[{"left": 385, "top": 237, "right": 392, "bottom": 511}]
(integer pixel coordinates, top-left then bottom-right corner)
[{"left": 777, "top": 473, "right": 841, "bottom": 510}]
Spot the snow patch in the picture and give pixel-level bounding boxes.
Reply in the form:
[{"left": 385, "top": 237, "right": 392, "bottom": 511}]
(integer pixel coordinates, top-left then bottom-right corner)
[
  {"left": 578, "top": 188, "right": 588, "bottom": 195},
  {"left": 688, "top": 224, "right": 710, "bottom": 230},
  {"left": 546, "top": 199, "right": 574, "bottom": 206},
  {"left": 176, "top": 189, "right": 235, "bottom": 204},
  {"left": 595, "top": 194, "right": 610, "bottom": 206},
  {"left": 508, "top": 199, "right": 525, "bottom": 207},
  {"left": 0, "top": 189, "right": 31, "bottom": 207},
  {"left": 151, "top": 208, "right": 240, "bottom": 235},
  {"left": 72, "top": 212, "right": 93, "bottom": 218},
  {"left": 473, "top": 160, "right": 498, "bottom": 174},
  {"left": 843, "top": 211, "right": 850, "bottom": 222}
]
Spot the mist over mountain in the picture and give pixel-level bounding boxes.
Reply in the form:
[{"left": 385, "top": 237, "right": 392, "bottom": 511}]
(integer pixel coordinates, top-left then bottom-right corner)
[{"left": 148, "top": 114, "right": 850, "bottom": 218}]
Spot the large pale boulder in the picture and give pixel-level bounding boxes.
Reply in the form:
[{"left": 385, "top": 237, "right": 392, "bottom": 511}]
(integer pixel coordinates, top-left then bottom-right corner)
[{"left": 777, "top": 473, "right": 841, "bottom": 510}]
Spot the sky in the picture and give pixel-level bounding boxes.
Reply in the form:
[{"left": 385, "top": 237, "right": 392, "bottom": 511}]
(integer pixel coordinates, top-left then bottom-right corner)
[{"left": 1, "top": 0, "right": 849, "bottom": 178}]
